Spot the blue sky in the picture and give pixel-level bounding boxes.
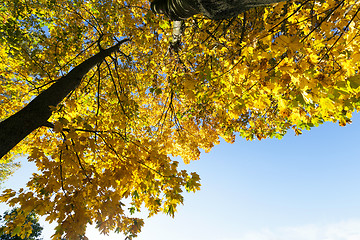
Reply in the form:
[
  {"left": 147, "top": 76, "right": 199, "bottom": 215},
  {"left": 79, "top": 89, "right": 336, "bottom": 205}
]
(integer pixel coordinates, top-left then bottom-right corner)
[{"left": 1, "top": 113, "right": 360, "bottom": 240}]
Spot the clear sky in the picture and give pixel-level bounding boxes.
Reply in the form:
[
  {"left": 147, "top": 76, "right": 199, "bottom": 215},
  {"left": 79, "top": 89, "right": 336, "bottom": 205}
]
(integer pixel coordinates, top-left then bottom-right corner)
[{"left": 1, "top": 113, "right": 360, "bottom": 240}]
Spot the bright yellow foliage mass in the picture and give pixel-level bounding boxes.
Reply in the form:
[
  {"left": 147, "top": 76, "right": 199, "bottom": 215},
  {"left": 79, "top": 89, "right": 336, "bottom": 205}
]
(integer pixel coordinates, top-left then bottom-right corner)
[{"left": 1, "top": 0, "right": 360, "bottom": 239}]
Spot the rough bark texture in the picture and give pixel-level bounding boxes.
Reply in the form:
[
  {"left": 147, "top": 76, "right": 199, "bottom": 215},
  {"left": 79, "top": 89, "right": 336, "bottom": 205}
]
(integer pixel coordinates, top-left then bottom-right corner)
[
  {"left": 151, "top": 0, "right": 199, "bottom": 20},
  {"left": 198, "top": 0, "right": 287, "bottom": 19},
  {"left": 0, "top": 40, "right": 129, "bottom": 160},
  {"left": 151, "top": 0, "right": 287, "bottom": 20}
]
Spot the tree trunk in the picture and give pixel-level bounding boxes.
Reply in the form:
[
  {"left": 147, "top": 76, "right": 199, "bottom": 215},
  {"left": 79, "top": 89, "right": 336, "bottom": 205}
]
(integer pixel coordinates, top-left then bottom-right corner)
[
  {"left": 0, "top": 40, "right": 129, "bottom": 160},
  {"left": 198, "top": 0, "right": 287, "bottom": 19},
  {"left": 151, "top": 0, "right": 287, "bottom": 20}
]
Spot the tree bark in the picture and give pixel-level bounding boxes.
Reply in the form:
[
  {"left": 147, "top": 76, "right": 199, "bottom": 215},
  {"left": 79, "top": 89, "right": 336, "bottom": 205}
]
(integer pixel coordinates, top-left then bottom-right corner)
[
  {"left": 0, "top": 39, "right": 129, "bottom": 160},
  {"left": 197, "top": 0, "right": 287, "bottom": 19},
  {"left": 151, "top": 0, "right": 288, "bottom": 20}
]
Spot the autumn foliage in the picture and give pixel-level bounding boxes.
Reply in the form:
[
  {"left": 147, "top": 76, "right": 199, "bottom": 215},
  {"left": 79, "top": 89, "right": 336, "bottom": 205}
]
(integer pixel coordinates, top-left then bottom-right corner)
[{"left": 1, "top": 0, "right": 360, "bottom": 239}]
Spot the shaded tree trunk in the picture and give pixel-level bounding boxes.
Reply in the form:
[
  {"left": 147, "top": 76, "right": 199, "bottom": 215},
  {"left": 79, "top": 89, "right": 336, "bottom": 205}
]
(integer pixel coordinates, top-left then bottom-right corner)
[
  {"left": 0, "top": 40, "right": 129, "bottom": 160},
  {"left": 198, "top": 0, "right": 287, "bottom": 19},
  {"left": 151, "top": 0, "right": 287, "bottom": 20}
]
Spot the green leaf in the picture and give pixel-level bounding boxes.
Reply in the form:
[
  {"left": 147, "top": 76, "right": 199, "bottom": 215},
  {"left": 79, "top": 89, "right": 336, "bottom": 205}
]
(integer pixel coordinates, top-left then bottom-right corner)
[
  {"left": 129, "top": 207, "right": 135, "bottom": 215},
  {"left": 348, "top": 75, "right": 360, "bottom": 89},
  {"left": 12, "top": 226, "right": 21, "bottom": 236}
]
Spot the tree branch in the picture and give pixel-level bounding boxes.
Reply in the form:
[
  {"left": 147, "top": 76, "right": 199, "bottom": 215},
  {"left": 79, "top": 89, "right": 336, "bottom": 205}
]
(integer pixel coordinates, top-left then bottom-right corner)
[{"left": 0, "top": 39, "right": 130, "bottom": 159}]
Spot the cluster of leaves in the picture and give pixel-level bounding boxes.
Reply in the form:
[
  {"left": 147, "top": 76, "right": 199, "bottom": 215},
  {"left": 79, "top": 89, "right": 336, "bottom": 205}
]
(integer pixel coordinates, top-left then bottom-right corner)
[
  {"left": 174, "top": 0, "right": 360, "bottom": 141},
  {"left": 0, "top": 162, "right": 19, "bottom": 185},
  {"left": 1, "top": 0, "right": 360, "bottom": 239},
  {"left": 0, "top": 208, "right": 43, "bottom": 240}
]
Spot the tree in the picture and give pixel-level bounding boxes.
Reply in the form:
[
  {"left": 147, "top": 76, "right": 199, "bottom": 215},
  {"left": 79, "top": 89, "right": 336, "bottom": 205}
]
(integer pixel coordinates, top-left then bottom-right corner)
[
  {"left": 1, "top": 0, "right": 360, "bottom": 239},
  {"left": 150, "top": 0, "right": 286, "bottom": 20},
  {"left": 0, "top": 208, "right": 43, "bottom": 240},
  {"left": 0, "top": 162, "right": 19, "bottom": 186}
]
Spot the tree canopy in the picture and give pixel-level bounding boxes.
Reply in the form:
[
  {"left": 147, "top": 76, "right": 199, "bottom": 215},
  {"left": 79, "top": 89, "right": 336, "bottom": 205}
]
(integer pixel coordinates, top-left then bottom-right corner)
[{"left": 1, "top": 0, "right": 360, "bottom": 239}]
